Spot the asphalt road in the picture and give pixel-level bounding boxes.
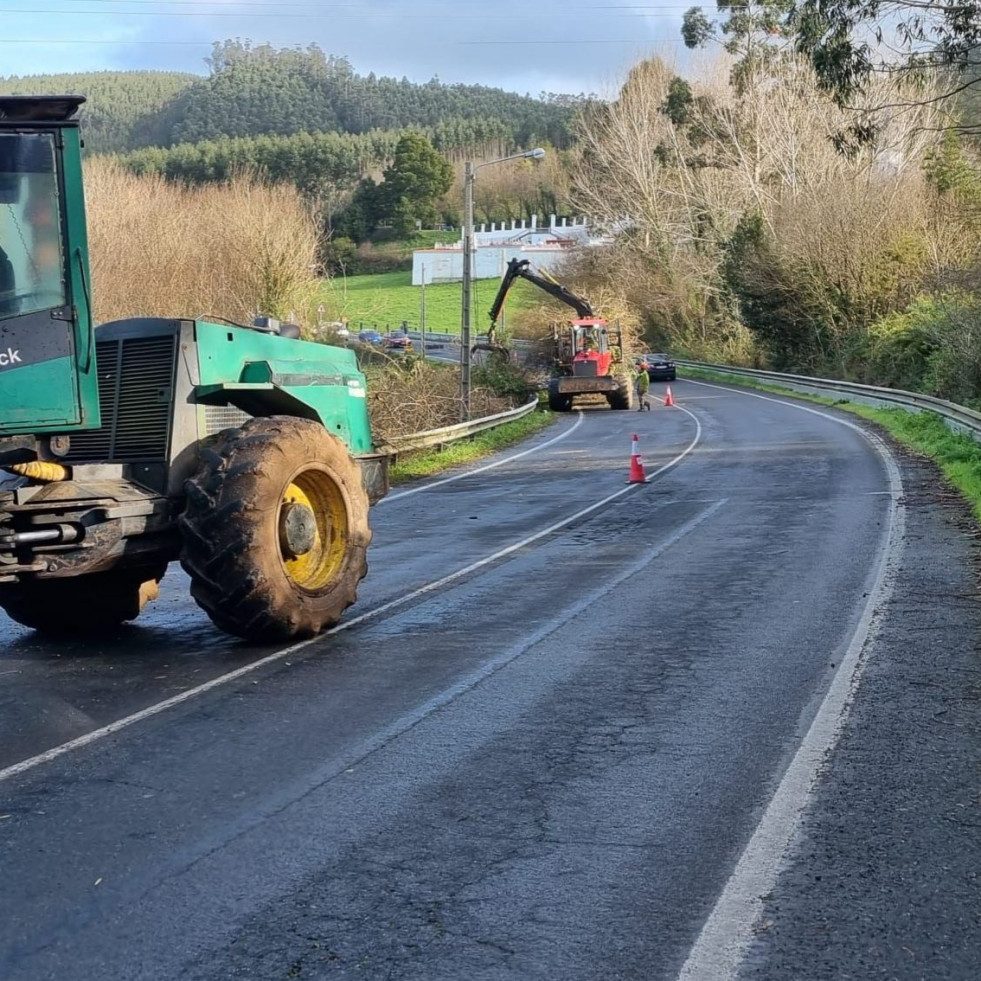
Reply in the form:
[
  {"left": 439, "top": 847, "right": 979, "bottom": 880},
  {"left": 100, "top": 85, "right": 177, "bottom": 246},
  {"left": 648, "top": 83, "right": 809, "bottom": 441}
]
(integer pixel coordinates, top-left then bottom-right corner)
[{"left": 1, "top": 380, "right": 979, "bottom": 980}]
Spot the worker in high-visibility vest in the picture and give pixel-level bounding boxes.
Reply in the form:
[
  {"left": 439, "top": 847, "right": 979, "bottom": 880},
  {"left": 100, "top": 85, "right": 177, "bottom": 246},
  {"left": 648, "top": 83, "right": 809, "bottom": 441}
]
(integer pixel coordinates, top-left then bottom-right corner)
[{"left": 635, "top": 363, "right": 652, "bottom": 411}]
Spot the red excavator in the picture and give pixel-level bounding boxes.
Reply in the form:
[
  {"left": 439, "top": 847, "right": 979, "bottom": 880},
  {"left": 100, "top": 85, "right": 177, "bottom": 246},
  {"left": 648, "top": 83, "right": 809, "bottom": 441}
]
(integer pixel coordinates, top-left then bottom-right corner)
[{"left": 482, "top": 257, "right": 634, "bottom": 412}]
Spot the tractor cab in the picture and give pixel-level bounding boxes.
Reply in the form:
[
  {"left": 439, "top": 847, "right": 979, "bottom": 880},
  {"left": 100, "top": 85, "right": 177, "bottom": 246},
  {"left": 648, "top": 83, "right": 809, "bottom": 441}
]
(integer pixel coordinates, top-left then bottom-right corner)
[
  {"left": 0, "top": 96, "right": 98, "bottom": 451},
  {"left": 553, "top": 317, "right": 619, "bottom": 379},
  {"left": 570, "top": 319, "right": 613, "bottom": 378}
]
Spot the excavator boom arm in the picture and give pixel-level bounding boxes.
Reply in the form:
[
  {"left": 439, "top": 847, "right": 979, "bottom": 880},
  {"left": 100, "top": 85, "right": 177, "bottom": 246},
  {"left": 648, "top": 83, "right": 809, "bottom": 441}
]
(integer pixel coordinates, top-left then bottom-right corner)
[{"left": 487, "top": 258, "right": 594, "bottom": 330}]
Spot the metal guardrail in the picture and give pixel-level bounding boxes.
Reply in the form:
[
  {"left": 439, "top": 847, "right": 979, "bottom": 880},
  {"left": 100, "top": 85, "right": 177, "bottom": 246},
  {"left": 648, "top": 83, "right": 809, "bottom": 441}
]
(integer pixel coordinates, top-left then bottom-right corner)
[
  {"left": 402, "top": 330, "right": 454, "bottom": 352},
  {"left": 403, "top": 330, "right": 535, "bottom": 352},
  {"left": 379, "top": 396, "right": 539, "bottom": 457},
  {"left": 677, "top": 360, "right": 981, "bottom": 439}
]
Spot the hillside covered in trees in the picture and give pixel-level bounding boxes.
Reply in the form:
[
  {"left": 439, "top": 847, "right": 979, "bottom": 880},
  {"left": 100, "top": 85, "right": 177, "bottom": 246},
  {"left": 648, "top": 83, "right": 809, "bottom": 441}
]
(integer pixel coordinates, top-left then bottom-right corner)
[
  {"left": 148, "top": 41, "right": 578, "bottom": 151},
  {"left": 0, "top": 70, "right": 196, "bottom": 153},
  {"left": 0, "top": 41, "right": 578, "bottom": 157}
]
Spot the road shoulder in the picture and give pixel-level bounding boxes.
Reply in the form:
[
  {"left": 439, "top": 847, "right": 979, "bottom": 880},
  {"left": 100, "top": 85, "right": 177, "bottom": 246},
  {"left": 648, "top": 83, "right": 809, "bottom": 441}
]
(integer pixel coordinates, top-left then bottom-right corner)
[{"left": 739, "top": 441, "right": 981, "bottom": 979}]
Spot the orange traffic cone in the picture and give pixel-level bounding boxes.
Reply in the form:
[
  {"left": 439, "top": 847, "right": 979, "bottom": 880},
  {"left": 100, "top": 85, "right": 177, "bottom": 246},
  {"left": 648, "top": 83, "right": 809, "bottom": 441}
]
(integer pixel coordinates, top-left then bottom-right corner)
[
  {"left": 627, "top": 433, "right": 649, "bottom": 484},
  {"left": 664, "top": 386, "right": 675, "bottom": 407}
]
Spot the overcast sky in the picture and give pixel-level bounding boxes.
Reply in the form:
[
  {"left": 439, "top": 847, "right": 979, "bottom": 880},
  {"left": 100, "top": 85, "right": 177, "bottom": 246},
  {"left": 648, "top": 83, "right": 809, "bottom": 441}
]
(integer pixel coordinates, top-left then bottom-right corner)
[{"left": 3, "top": 0, "right": 692, "bottom": 97}]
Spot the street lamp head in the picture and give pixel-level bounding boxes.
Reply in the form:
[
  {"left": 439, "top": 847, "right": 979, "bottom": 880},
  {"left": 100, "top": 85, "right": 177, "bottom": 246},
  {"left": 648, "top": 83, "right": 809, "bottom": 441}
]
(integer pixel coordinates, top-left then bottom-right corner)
[{"left": 472, "top": 148, "right": 547, "bottom": 172}]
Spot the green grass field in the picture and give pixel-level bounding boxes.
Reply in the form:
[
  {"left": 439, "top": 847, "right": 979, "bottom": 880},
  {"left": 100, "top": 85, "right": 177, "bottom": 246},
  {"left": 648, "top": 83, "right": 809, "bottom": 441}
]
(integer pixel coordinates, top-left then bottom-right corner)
[{"left": 320, "top": 270, "right": 542, "bottom": 336}]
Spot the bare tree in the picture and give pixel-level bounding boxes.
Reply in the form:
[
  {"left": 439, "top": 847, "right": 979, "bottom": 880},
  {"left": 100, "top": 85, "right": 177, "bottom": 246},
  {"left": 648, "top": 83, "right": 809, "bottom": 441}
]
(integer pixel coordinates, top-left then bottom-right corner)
[{"left": 571, "top": 52, "right": 967, "bottom": 364}]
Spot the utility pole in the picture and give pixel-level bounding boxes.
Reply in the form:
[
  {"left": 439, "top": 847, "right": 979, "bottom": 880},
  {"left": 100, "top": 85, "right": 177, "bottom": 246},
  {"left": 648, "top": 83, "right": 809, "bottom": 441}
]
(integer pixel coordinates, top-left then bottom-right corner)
[{"left": 459, "top": 148, "right": 545, "bottom": 421}]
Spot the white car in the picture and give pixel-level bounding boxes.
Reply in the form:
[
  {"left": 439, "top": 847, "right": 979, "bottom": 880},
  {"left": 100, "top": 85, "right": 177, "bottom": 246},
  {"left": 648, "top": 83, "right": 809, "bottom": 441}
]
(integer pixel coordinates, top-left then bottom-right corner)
[{"left": 320, "top": 321, "right": 350, "bottom": 339}]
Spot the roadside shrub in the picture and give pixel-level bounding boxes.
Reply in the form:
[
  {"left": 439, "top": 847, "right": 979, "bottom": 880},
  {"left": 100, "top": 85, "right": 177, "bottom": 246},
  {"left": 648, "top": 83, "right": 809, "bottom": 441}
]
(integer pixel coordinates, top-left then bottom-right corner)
[
  {"left": 363, "top": 359, "right": 510, "bottom": 442},
  {"left": 471, "top": 358, "right": 534, "bottom": 402},
  {"left": 857, "top": 292, "right": 981, "bottom": 406},
  {"left": 920, "top": 295, "right": 981, "bottom": 407},
  {"left": 858, "top": 297, "right": 941, "bottom": 390},
  {"left": 723, "top": 213, "right": 836, "bottom": 371},
  {"left": 724, "top": 181, "right": 938, "bottom": 374}
]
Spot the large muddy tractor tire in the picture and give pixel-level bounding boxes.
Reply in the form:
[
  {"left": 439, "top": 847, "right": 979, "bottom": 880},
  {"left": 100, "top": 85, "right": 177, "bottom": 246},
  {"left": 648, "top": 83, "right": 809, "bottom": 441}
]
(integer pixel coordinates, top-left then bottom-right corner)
[
  {"left": 0, "top": 566, "right": 166, "bottom": 635},
  {"left": 180, "top": 416, "right": 371, "bottom": 642},
  {"left": 606, "top": 377, "right": 635, "bottom": 411},
  {"left": 547, "top": 381, "right": 574, "bottom": 413}
]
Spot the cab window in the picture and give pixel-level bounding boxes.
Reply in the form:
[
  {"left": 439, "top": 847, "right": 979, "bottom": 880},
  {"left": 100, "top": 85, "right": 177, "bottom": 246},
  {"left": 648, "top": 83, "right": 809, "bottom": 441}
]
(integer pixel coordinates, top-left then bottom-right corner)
[{"left": 0, "top": 132, "right": 67, "bottom": 321}]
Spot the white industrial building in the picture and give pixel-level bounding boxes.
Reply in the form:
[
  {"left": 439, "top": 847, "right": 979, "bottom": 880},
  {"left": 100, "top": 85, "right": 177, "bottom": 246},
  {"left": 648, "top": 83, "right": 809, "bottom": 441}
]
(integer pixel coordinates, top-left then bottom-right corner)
[{"left": 411, "top": 215, "right": 604, "bottom": 285}]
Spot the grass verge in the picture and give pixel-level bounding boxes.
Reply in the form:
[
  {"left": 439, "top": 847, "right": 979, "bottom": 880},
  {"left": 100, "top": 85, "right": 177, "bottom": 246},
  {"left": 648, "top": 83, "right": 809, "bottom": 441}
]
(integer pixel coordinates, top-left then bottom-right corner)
[
  {"left": 685, "top": 366, "right": 981, "bottom": 522},
  {"left": 321, "top": 270, "right": 542, "bottom": 335},
  {"left": 391, "top": 409, "right": 556, "bottom": 482}
]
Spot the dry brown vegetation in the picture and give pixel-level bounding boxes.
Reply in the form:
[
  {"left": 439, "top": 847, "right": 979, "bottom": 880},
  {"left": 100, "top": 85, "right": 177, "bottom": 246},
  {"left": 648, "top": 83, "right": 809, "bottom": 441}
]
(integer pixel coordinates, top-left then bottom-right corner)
[
  {"left": 83, "top": 162, "right": 514, "bottom": 437},
  {"left": 572, "top": 55, "right": 980, "bottom": 375},
  {"left": 85, "top": 159, "right": 322, "bottom": 326},
  {"left": 365, "top": 359, "right": 511, "bottom": 442}
]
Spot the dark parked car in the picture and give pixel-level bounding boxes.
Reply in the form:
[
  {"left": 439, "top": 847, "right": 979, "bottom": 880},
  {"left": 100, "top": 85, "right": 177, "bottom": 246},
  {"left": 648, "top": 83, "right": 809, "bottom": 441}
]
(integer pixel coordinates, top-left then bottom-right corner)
[
  {"left": 636, "top": 353, "right": 676, "bottom": 381},
  {"left": 358, "top": 329, "right": 384, "bottom": 345}
]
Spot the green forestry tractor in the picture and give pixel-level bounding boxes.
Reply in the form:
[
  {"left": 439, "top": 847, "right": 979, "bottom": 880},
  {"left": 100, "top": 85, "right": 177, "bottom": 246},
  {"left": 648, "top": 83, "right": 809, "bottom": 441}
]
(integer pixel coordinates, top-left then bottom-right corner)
[{"left": 0, "top": 96, "right": 388, "bottom": 641}]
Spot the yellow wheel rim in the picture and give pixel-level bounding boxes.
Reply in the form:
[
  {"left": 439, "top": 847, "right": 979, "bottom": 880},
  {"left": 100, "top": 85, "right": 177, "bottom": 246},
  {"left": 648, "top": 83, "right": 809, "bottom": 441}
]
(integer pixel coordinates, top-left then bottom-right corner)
[{"left": 280, "top": 469, "right": 348, "bottom": 591}]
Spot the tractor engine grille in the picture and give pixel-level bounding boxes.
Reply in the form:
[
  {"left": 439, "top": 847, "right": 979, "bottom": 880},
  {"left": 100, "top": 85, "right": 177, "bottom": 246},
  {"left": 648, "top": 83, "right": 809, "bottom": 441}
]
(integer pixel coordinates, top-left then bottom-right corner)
[{"left": 64, "top": 335, "right": 178, "bottom": 463}]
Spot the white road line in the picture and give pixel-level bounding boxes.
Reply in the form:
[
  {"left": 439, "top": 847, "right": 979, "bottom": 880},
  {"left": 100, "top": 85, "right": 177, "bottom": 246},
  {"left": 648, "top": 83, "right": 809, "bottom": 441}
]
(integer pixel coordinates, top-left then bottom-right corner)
[
  {"left": 675, "top": 378, "right": 905, "bottom": 981},
  {"left": 654, "top": 395, "right": 728, "bottom": 401},
  {"left": 0, "top": 408, "right": 703, "bottom": 786},
  {"left": 300, "top": 498, "right": 728, "bottom": 793},
  {"left": 381, "top": 410, "right": 585, "bottom": 504}
]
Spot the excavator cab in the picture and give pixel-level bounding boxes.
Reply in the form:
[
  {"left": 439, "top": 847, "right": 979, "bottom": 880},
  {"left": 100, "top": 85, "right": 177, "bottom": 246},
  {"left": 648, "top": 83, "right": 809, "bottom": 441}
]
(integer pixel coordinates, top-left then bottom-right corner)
[{"left": 0, "top": 97, "right": 98, "bottom": 443}]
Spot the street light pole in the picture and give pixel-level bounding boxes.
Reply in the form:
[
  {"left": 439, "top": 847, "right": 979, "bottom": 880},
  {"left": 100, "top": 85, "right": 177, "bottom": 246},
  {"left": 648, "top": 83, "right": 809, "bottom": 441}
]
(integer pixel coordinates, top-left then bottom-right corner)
[
  {"left": 420, "top": 262, "right": 427, "bottom": 358},
  {"left": 460, "top": 161, "right": 475, "bottom": 420},
  {"left": 459, "top": 147, "right": 545, "bottom": 421}
]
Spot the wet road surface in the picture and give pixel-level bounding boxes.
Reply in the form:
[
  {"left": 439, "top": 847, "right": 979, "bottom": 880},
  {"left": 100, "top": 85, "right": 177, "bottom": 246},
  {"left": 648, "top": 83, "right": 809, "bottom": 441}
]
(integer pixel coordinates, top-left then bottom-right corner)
[{"left": 1, "top": 380, "right": 979, "bottom": 980}]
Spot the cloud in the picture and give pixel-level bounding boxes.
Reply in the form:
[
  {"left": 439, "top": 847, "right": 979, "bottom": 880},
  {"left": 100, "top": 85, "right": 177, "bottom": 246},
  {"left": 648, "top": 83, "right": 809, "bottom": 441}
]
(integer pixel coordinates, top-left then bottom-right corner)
[{"left": 3, "top": 0, "right": 688, "bottom": 94}]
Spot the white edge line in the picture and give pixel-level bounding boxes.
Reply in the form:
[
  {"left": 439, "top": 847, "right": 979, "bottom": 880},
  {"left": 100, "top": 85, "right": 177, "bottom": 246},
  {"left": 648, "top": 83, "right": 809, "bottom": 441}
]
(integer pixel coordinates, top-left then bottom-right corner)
[
  {"left": 674, "top": 378, "right": 906, "bottom": 980},
  {"left": 0, "top": 409, "right": 702, "bottom": 785},
  {"left": 380, "top": 410, "right": 584, "bottom": 503}
]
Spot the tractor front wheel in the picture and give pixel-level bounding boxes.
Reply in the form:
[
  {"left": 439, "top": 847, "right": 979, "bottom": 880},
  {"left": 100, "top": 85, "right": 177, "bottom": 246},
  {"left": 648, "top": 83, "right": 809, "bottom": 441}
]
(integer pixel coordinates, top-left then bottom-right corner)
[
  {"left": 607, "top": 378, "right": 635, "bottom": 411},
  {"left": 0, "top": 567, "right": 166, "bottom": 634},
  {"left": 547, "top": 381, "right": 574, "bottom": 412},
  {"left": 180, "top": 416, "right": 371, "bottom": 642}
]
